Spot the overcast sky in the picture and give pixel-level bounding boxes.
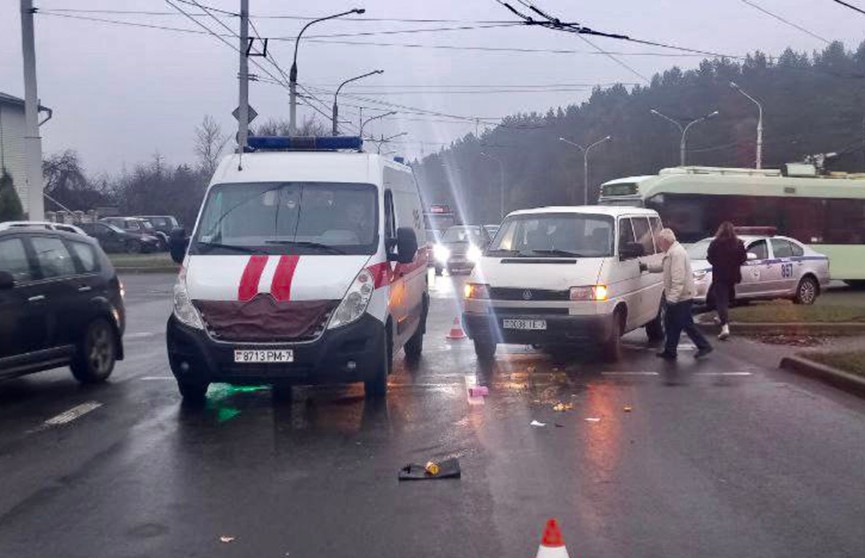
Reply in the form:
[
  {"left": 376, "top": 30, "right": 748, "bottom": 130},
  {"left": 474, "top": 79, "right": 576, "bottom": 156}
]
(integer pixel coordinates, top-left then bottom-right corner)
[{"left": 1, "top": 0, "right": 864, "bottom": 175}]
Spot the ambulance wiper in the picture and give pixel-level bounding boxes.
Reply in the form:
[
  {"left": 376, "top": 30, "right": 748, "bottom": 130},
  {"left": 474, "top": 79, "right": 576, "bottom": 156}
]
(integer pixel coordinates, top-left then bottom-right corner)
[
  {"left": 531, "top": 249, "right": 582, "bottom": 257},
  {"left": 197, "top": 241, "right": 266, "bottom": 255},
  {"left": 265, "top": 240, "right": 346, "bottom": 254}
]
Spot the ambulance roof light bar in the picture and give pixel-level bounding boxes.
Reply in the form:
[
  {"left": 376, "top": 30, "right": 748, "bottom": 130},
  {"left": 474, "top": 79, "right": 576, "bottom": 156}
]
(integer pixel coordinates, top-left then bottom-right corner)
[{"left": 247, "top": 136, "right": 363, "bottom": 151}]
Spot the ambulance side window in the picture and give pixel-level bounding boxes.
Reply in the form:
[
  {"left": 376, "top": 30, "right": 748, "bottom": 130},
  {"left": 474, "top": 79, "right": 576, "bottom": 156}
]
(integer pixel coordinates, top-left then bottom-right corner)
[{"left": 384, "top": 190, "right": 397, "bottom": 250}]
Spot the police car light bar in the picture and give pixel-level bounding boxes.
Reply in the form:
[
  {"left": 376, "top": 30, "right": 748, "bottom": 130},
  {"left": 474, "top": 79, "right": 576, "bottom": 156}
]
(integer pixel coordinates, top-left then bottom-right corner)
[{"left": 247, "top": 136, "right": 363, "bottom": 151}]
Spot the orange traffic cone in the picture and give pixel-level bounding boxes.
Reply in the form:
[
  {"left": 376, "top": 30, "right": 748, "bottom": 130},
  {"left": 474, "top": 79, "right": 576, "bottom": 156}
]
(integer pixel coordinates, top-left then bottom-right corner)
[
  {"left": 446, "top": 317, "right": 467, "bottom": 340},
  {"left": 535, "top": 519, "right": 570, "bottom": 558}
]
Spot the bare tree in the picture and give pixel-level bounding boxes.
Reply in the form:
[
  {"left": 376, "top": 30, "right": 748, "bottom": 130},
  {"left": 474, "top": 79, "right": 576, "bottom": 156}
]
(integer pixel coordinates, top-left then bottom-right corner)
[
  {"left": 254, "top": 115, "right": 327, "bottom": 137},
  {"left": 194, "top": 115, "right": 229, "bottom": 175}
]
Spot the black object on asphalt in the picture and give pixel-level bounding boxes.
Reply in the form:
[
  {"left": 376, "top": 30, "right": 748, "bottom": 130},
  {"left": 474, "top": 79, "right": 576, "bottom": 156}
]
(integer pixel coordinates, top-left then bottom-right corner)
[{"left": 398, "top": 458, "right": 461, "bottom": 481}]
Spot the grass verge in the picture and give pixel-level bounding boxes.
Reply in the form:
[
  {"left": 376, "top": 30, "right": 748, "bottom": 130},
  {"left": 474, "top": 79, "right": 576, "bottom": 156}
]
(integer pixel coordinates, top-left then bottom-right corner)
[
  {"left": 729, "top": 302, "right": 865, "bottom": 323},
  {"left": 801, "top": 351, "right": 865, "bottom": 379}
]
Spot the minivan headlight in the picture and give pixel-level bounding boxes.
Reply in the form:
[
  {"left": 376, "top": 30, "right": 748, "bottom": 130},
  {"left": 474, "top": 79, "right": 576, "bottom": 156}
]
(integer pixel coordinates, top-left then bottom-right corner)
[
  {"left": 570, "top": 285, "right": 609, "bottom": 301},
  {"left": 173, "top": 277, "right": 204, "bottom": 329},
  {"left": 466, "top": 244, "right": 482, "bottom": 263},
  {"left": 329, "top": 269, "right": 375, "bottom": 329},
  {"left": 433, "top": 244, "right": 450, "bottom": 263}
]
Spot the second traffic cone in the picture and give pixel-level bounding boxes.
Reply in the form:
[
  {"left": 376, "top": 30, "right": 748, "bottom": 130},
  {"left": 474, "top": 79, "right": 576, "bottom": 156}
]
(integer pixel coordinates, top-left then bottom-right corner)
[
  {"left": 446, "top": 317, "right": 467, "bottom": 340},
  {"left": 535, "top": 519, "right": 570, "bottom": 558}
]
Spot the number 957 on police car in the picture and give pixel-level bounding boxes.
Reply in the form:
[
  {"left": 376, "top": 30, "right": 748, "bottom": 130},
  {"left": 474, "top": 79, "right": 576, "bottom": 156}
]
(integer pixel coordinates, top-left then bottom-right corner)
[{"left": 234, "top": 349, "right": 294, "bottom": 363}]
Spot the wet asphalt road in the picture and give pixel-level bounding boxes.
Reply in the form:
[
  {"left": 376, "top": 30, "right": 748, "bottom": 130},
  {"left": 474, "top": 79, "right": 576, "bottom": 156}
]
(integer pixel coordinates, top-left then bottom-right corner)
[{"left": 2, "top": 272, "right": 865, "bottom": 558}]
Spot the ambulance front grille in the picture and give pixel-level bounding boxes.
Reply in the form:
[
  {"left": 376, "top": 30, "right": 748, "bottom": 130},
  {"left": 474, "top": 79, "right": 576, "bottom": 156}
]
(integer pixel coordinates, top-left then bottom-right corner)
[{"left": 194, "top": 297, "right": 339, "bottom": 343}]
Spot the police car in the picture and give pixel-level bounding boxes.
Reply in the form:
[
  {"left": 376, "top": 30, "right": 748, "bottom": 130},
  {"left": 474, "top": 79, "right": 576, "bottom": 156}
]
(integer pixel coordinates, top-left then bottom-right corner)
[
  {"left": 688, "top": 232, "right": 830, "bottom": 305},
  {"left": 166, "top": 136, "right": 428, "bottom": 402}
]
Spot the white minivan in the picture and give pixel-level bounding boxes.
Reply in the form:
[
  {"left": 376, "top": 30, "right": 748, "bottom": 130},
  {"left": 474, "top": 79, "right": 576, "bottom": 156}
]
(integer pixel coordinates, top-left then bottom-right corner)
[
  {"left": 462, "top": 206, "right": 666, "bottom": 361},
  {"left": 167, "top": 137, "right": 429, "bottom": 401}
]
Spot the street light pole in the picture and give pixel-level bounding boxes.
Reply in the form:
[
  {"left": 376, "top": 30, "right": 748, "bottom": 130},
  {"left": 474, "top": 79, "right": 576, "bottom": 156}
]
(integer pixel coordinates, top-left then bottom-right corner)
[
  {"left": 480, "top": 152, "right": 505, "bottom": 220},
  {"left": 376, "top": 132, "right": 407, "bottom": 154},
  {"left": 360, "top": 110, "right": 396, "bottom": 138},
  {"left": 20, "top": 0, "right": 44, "bottom": 220},
  {"left": 650, "top": 108, "right": 719, "bottom": 166},
  {"left": 289, "top": 8, "right": 365, "bottom": 134},
  {"left": 237, "top": 0, "right": 249, "bottom": 152},
  {"left": 559, "top": 136, "right": 611, "bottom": 205},
  {"left": 333, "top": 70, "right": 383, "bottom": 136},
  {"left": 730, "top": 82, "right": 763, "bottom": 169}
]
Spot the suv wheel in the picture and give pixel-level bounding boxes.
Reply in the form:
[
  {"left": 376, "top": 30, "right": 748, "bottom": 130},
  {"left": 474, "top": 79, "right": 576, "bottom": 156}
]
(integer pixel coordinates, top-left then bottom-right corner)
[
  {"left": 70, "top": 319, "right": 117, "bottom": 384},
  {"left": 404, "top": 306, "right": 426, "bottom": 364},
  {"left": 794, "top": 276, "right": 818, "bottom": 305}
]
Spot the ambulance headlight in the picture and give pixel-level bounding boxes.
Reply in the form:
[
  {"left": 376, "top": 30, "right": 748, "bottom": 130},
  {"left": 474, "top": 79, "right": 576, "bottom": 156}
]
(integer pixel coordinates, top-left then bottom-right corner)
[
  {"left": 433, "top": 244, "right": 450, "bottom": 263},
  {"left": 173, "top": 277, "right": 204, "bottom": 329},
  {"left": 329, "top": 269, "right": 375, "bottom": 329},
  {"left": 466, "top": 244, "right": 482, "bottom": 263}
]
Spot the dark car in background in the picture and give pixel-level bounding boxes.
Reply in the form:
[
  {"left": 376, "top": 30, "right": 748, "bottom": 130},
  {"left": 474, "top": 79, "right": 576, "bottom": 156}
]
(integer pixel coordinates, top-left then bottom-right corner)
[
  {"left": 432, "top": 225, "right": 492, "bottom": 275},
  {"left": 135, "top": 215, "right": 180, "bottom": 249},
  {"left": 79, "top": 222, "right": 160, "bottom": 254},
  {"left": 0, "top": 228, "right": 125, "bottom": 384},
  {"left": 97, "top": 218, "right": 162, "bottom": 252}
]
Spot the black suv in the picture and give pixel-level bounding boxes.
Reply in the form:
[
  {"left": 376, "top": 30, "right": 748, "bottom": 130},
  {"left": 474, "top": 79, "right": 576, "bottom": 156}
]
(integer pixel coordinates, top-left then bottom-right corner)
[
  {"left": 0, "top": 228, "right": 125, "bottom": 384},
  {"left": 135, "top": 215, "right": 180, "bottom": 248},
  {"left": 80, "top": 222, "right": 159, "bottom": 254}
]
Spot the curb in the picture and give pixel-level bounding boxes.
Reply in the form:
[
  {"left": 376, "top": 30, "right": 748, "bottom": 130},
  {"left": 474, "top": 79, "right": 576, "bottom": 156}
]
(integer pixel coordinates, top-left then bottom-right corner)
[
  {"left": 697, "top": 321, "right": 865, "bottom": 336},
  {"left": 780, "top": 355, "right": 865, "bottom": 397}
]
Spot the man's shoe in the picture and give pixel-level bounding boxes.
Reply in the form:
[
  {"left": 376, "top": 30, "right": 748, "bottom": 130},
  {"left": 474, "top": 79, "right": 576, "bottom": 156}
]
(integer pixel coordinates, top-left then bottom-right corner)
[
  {"left": 655, "top": 351, "right": 677, "bottom": 360},
  {"left": 694, "top": 347, "right": 714, "bottom": 359},
  {"left": 718, "top": 324, "right": 730, "bottom": 340}
]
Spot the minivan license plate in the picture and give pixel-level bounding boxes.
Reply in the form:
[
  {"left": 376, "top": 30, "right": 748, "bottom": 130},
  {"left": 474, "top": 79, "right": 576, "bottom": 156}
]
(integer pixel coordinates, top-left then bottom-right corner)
[
  {"left": 234, "top": 350, "right": 294, "bottom": 363},
  {"left": 503, "top": 319, "right": 547, "bottom": 331}
]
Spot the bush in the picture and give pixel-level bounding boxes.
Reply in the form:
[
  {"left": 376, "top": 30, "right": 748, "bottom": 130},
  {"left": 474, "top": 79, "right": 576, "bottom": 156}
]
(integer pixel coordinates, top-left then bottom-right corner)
[{"left": 0, "top": 169, "right": 24, "bottom": 222}]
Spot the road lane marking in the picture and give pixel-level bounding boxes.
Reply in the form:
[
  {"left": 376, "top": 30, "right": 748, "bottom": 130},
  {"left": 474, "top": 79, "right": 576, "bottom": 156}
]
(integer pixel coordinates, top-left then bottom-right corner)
[
  {"left": 140, "top": 376, "right": 174, "bottom": 381},
  {"left": 126, "top": 332, "right": 158, "bottom": 339},
  {"left": 694, "top": 372, "right": 753, "bottom": 376},
  {"left": 602, "top": 371, "right": 660, "bottom": 376},
  {"left": 44, "top": 401, "right": 102, "bottom": 426}
]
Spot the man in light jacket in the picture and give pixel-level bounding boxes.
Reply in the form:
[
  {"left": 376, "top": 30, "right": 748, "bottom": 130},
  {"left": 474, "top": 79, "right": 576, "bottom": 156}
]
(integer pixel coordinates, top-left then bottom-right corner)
[{"left": 640, "top": 228, "right": 713, "bottom": 360}]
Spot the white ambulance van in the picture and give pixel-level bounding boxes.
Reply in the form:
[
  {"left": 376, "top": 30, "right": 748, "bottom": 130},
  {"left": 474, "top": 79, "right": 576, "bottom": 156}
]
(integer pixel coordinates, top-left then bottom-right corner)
[
  {"left": 462, "top": 206, "right": 666, "bottom": 361},
  {"left": 167, "top": 136, "right": 428, "bottom": 401}
]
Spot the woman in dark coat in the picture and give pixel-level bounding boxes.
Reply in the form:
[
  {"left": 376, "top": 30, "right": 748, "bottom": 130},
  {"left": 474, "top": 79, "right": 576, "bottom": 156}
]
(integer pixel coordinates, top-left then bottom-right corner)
[{"left": 707, "top": 221, "right": 747, "bottom": 340}]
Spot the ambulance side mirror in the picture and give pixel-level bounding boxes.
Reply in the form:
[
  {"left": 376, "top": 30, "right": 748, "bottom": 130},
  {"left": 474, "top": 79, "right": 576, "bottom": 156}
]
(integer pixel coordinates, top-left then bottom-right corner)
[
  {"left": 392, "top": 227, "right": 418, "bottom": 264},
  {"left": 169, "top": 228, "right": 189, "bottom": 265}
]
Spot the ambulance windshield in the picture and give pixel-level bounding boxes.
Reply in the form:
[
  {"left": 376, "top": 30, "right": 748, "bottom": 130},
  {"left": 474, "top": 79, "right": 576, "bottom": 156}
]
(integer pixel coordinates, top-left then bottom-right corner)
[{"left": 192, "top": 182, "right": 378, "bottom": 255}]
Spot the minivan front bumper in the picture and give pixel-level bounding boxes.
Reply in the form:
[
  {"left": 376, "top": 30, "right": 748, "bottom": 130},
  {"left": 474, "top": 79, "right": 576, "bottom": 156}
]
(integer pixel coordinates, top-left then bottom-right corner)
[
  {"left": 166, "top": 313, "right": 384, "bottom": 386},
  {"left": 462, "top": 310, "right": 615, "bottom": 345}
]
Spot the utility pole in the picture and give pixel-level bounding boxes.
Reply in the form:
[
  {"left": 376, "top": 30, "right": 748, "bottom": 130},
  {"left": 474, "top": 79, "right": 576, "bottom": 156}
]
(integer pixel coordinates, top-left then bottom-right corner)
[
  {"left": 480, "top": 152, "right": 505, "bottom": 220},
  {"left": 730, "top": 82, "right": 763, "bottom": 169},
  {"left": 333, "top": 69, "right": 383, "bottom": 136},
  {"left": 20, "top": 0, "right": 44, "bottom": 220},
  {"left": 650, "top": 108, "right": 718, "bottom": 166},
  {"left": 237, "top": 0, "right": 250, "bottom": 152}
]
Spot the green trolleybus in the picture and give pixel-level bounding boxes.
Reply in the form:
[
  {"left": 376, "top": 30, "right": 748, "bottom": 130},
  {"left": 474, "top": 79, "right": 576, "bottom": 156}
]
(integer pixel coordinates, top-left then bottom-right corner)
[{"left": 598, "top": 166, "right": 865, "bottom": 285}]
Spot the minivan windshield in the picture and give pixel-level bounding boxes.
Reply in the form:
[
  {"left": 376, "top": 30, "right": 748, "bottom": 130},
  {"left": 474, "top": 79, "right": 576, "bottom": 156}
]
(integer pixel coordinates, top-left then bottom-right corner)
[
  {"left": 488, "top": 213, "right": 614, "bottom": 257},
  {"left": 191, "top": 182, "right": 378, "bottom": 255},
  {"left": 441, "top": 226, "right": 483, "bottom": 244}
]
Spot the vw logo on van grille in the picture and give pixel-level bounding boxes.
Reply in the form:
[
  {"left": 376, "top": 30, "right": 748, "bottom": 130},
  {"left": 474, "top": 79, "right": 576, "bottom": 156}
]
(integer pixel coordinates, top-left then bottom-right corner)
[{"left": 522, "top": 290, "right": 533, "bottom": 300}]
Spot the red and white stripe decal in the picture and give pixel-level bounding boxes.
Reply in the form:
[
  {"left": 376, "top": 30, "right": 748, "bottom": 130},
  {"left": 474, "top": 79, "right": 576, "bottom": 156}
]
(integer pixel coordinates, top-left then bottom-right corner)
[
  {"left": 238, "top": 255, "right": 268, "bottom": 301},
  {"left": 270, "top": 255, "right": 301, "bottom": 301}
]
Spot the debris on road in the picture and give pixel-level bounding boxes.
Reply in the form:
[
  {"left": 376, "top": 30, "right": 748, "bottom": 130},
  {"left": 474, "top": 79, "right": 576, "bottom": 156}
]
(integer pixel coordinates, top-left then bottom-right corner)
[
  {"left": 469, "top": 386, "right": 489, "bottom": 397},
  {"left": 553, "top": 402, "right": 573, "bottom": 412},
  {"left": 530, "top": 420, "right": 547, "bottom": 427},
  {"left": 219, "top": 536, "right": 236, "bottom": 543},
  {"left": 585, "top": 417, "right": 601, "bottom": 423},
  {"left": 399, "top": 458, "right": 461, "bottom": 481}
]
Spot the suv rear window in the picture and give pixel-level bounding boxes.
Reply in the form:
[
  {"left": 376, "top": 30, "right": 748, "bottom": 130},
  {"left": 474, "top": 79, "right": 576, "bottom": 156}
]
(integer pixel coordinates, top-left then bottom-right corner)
[{"left": 69, "top": 241, "right": 100, "bottom": 273}]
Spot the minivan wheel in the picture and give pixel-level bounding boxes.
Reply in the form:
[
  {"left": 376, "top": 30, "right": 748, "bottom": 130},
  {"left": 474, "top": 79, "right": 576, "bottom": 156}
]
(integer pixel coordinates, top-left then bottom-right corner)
[
  {"left": 794, "top": 276, "right": 818, "bottom": 305},
  {"left": 365, "top": 330, "right": 391, "bottom": 398},
  {"left": 70, "top": 319, "right": 117, "bottom": 384},
  {"left": 177, "top": 380, "right": 209, "bottom": 405},
  {"left": 645, "top": 297, "right": 666, "bottom": 342},
  {"left": 602, "top": 309, "right": 625, "bottom": 362},
  {"left": 404, "top": 311, "right": 426, "bottom": 364}
]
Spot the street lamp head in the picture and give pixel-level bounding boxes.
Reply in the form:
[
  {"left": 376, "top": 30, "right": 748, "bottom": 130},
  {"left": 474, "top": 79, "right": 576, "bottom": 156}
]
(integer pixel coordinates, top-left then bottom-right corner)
[
  {"left": 729, "top": 81, "right": 740, "bottom": 89},
  {"left": 604, "top": 135, "right": 612, "bottom": 141},
  {"left": 707, "top": 110, "right": 720, "bottom": 118},
  {"left": 353, "top": 8, "right": 366, "bottom": 14},
  {"left": 375, "top": 69, "right": 384, "bottom": 75},
  {"left": 650, "top": 109, "right": 660, "bottom": 115}
]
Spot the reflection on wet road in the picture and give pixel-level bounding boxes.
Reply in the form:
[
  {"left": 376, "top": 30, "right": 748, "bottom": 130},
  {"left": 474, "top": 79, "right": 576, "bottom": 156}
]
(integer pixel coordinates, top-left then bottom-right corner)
[{"left": 1, "top": 272, "right": 865, "bottom": 558}]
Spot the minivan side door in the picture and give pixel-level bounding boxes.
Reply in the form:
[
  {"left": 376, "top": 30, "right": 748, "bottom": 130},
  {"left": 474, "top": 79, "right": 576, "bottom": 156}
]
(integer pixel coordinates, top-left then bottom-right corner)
[
  {"left": 612, "top": 217, "right": 643, "bottom": 331},
  {"left": 383, "top": 190, "right": 408, "bottom": 343},
  {"left": 0, "top": 235, "right": 51, "bottom": 370},
  {"left": 393, "top": 188, "right": 427, "bottom": 344}
]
